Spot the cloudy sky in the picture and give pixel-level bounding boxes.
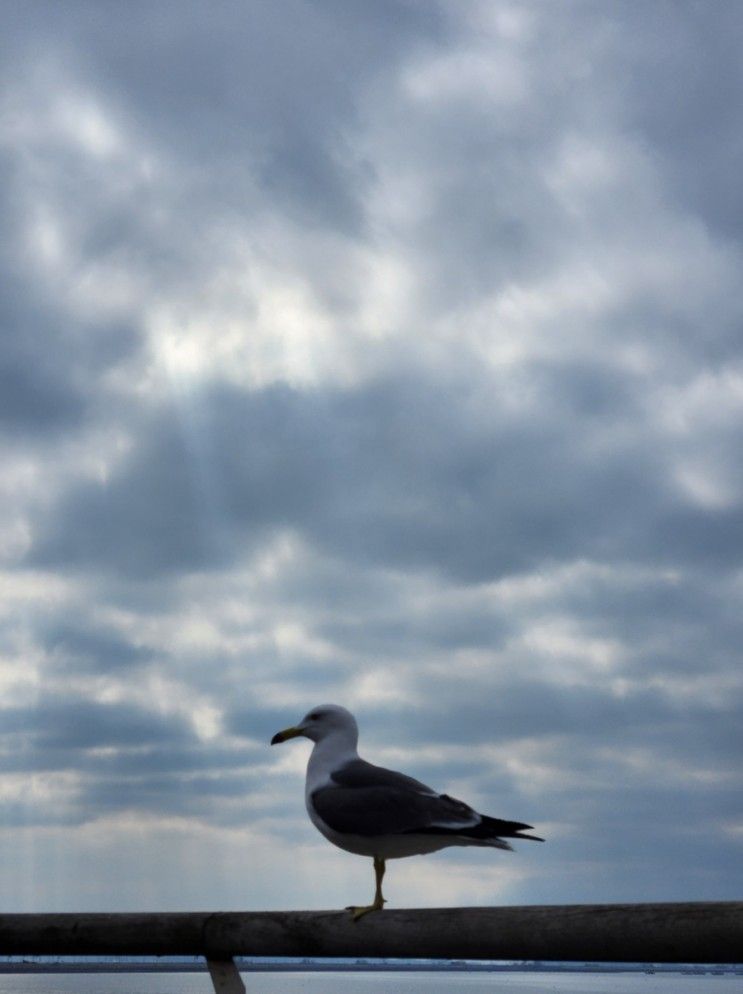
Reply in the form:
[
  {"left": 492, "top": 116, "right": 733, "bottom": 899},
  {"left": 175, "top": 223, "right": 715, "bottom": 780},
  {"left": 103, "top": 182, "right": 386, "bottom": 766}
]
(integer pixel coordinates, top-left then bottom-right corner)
[{"left": 1, "top": 0, "right": 742, "bottom": 914}]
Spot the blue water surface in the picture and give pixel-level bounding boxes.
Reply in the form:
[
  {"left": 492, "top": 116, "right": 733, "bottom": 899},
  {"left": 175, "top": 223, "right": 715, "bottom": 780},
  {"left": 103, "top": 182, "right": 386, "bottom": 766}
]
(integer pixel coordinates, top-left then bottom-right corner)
[{"left": 0, "top": 971, "right": 738, "bottom": 994}]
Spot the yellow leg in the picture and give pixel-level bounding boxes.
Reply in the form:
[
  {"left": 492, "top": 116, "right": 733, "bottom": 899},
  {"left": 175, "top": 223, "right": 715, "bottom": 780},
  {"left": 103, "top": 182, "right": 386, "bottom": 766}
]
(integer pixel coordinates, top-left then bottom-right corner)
[{"left": 347, "top": 856, "right": 386, "bottom": 921}]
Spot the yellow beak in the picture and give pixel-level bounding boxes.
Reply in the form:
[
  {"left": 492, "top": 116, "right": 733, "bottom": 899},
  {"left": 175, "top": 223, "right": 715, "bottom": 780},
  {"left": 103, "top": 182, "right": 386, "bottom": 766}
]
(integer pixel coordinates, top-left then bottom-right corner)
[{"left": 270, "top": 725, "right": 304, "bottom": 745}]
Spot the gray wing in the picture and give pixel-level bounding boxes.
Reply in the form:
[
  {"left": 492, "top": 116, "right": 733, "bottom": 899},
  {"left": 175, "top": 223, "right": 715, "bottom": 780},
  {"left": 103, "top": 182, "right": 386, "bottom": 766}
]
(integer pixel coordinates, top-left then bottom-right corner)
[
  {"left": 330, "top": 758, "right": 436, "bottom": 795},
  {"left": 312, "top": 759, "right": 479, "bottom": 837}
]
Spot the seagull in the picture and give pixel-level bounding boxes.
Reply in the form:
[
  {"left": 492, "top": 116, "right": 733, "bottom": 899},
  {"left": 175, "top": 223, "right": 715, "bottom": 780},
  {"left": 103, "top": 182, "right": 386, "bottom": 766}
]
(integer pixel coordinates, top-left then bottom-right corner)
[{"left": 270, "top": 703, "right": 543, "bottom": 920}]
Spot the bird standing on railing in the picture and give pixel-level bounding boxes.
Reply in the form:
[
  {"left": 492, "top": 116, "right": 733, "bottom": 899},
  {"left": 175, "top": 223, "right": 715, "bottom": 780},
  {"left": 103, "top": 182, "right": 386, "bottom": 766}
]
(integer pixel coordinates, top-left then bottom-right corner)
[{"left": 271, "top": 704, "right": 543, "bottom": 920}]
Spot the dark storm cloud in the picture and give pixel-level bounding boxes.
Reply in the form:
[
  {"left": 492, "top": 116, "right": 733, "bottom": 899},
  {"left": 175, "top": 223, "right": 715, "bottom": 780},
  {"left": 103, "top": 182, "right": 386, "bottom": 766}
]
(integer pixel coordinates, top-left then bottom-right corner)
[
  {"left": 406, "top": 684, "right": 742, "bottom": 767},
  {"left": 0, "top": 694, "right": 275, "bottom": 827},
  {"left": 605, "top": 1, "right": 743, "bottom": 243},
  {"left": 40, "top": 619, "right": 152, "bottom": 673},
  {"left": 0, "top": 268, "right": 84, "bottom": 433},
  {"left": 317, "top": 601, "right": 514, "bottom": 658},
  {"left": 0, "top": 699, "right": 191, "bottom": 751},
  {"left": 0, "top": 211, "right": 141, "bottom": 437},
  {"left": 0, "top": 70, "right": 150, "bottom": 440},
  {"left": 0, "top": 738, "right": 258, "bottom": 778},
  {"left": 79, "top": 767, "right": 273, "bottom": 824},
  {"left": 29, "top": 366, "right": 743, "bottom": 581},
  {"left": 2, "top": 0, "right": 444, "bottom": 234}
]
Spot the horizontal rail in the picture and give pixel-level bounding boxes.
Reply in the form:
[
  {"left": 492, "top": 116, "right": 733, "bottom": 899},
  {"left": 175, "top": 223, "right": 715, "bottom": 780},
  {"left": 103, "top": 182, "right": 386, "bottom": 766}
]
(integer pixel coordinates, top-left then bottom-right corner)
[{"left": 0, "top": 902, "right": 741, "bottom": 964}]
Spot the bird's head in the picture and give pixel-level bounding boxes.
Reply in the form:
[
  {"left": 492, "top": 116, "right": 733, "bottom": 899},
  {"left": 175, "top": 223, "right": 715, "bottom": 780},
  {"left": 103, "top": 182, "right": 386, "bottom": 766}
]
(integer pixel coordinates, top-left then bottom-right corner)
[{"left": 270, "top": 703, "right": 358, "bottom": 746}]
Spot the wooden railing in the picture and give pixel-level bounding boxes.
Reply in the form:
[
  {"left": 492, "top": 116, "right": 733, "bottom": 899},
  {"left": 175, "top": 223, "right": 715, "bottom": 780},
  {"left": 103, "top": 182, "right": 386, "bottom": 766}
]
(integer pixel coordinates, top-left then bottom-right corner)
[{"left": 1, "top": 902, "right": 741, "bottom": 993}]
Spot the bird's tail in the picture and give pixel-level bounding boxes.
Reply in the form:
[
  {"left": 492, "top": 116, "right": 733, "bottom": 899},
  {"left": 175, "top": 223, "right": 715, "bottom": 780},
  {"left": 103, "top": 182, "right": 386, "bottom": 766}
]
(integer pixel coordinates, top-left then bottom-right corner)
[{"left": 463, "top": 815, "right": 545, "bottom": 847}]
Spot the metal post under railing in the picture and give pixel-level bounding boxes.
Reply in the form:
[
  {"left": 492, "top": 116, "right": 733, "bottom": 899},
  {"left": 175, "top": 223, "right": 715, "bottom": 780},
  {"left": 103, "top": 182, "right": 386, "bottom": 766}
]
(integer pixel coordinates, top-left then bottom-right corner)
[{"left": 206, "top": 958, "right": 245, "bottom": 994}]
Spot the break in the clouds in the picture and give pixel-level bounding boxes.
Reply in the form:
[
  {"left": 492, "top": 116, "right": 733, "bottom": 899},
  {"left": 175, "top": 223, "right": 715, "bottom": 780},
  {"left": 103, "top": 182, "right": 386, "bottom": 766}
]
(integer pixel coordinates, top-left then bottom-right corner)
[{"left": 0, "top": 1, "right": 742, "bottom": 913}]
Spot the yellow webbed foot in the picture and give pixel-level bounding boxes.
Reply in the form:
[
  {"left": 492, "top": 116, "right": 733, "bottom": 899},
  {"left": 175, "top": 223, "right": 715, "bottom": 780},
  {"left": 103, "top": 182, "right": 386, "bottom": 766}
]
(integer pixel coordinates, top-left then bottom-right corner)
[{"left": 345, "top": 898, "right": 385, "bottom": 922}]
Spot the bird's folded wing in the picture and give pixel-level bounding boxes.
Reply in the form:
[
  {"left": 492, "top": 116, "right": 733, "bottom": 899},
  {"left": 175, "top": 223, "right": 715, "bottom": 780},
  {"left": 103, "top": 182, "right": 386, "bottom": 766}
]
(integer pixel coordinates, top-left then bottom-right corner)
[
  {"left": 311, "top": 783, "right": 479, "bottom": 837},
  {"left": 330, "top": 758, "right": 436, "bottom": 794}
]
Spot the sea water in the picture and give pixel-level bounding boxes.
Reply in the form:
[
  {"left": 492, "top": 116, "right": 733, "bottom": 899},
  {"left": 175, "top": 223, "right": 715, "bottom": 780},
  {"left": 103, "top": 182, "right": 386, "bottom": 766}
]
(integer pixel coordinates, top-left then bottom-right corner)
[{"left": 0, "top": 973, "right": 737, "bottom": 994}]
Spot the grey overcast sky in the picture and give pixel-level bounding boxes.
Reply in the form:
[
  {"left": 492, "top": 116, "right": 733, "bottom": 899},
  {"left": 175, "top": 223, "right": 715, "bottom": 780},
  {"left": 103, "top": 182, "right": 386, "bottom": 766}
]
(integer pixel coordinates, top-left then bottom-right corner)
[{"left": 1, "top": 0, "right": 742, "bottom": 913}]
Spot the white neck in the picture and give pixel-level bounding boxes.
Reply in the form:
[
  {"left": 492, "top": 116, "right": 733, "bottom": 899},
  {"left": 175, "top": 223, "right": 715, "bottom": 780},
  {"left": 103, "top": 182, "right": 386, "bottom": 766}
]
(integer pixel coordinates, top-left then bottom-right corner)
[{"left": 305, "top": 729, "right": 359, "bottom": 793}]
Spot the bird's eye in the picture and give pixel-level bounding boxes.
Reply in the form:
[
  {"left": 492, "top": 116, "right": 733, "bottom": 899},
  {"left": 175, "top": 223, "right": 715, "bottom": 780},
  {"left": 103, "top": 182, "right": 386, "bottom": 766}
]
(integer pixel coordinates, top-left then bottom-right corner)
[{"left": 308, "top": 713, "right": 320, "bottom": 721}]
